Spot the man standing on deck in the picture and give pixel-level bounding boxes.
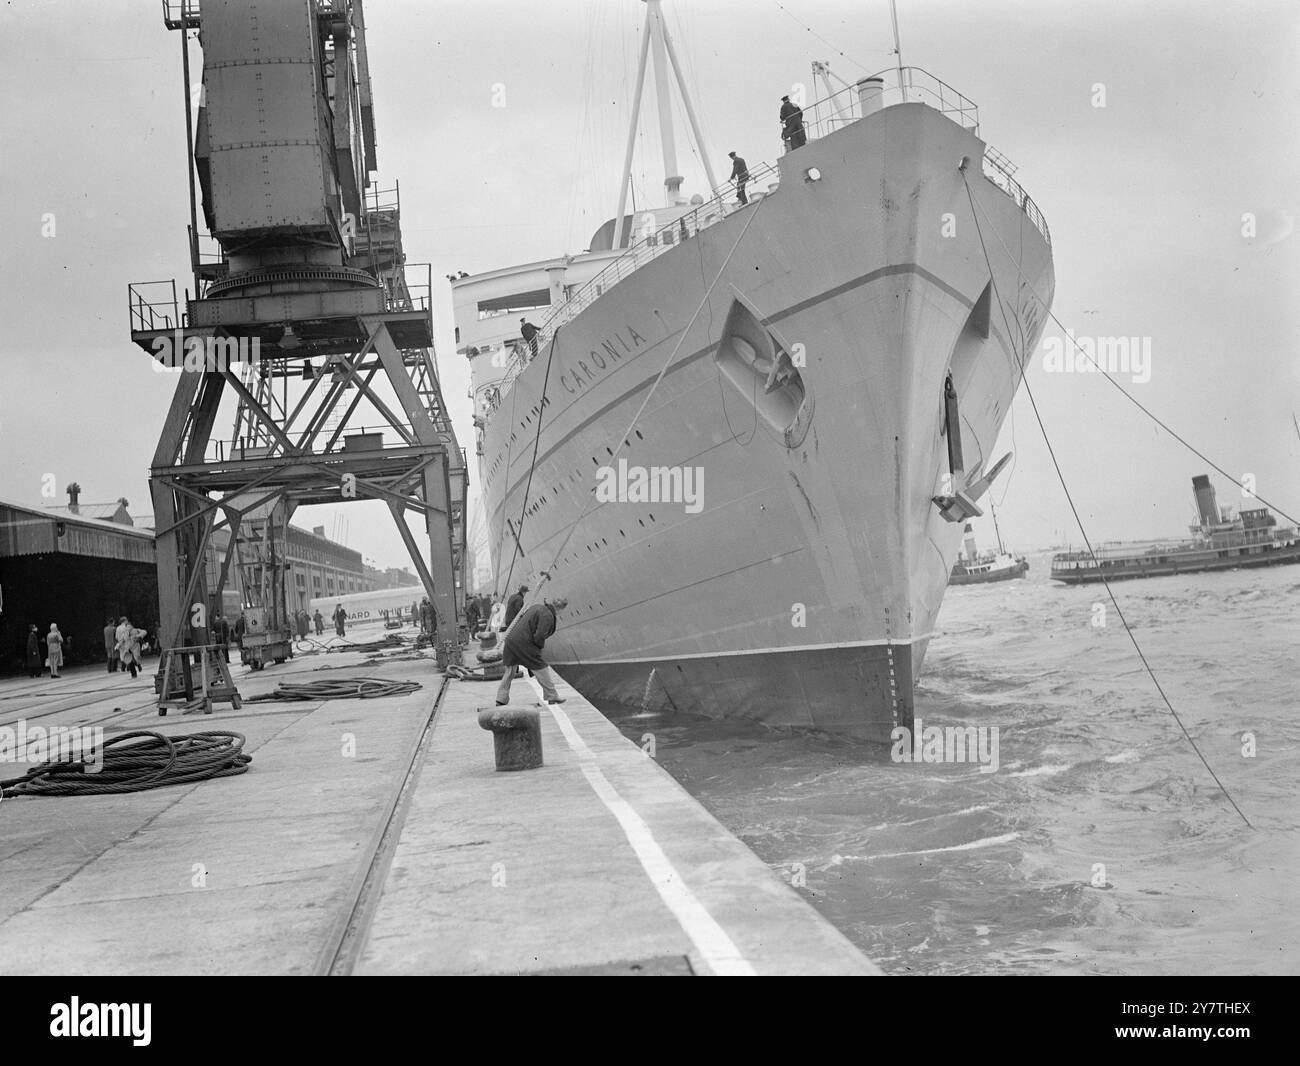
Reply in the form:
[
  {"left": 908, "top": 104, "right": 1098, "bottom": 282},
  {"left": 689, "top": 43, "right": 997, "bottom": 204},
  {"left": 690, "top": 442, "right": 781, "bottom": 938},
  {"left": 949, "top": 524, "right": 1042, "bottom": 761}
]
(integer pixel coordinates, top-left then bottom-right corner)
[
  {"left": 520, "top": 318, "right": 540, "bottom": 360},
  {"left": 504, "top": 584, "right": 528, "bottom": 628},
  {"left": 780, "top": 94, "right": 806, "bottom": 150},
  {"left": 333, "top": 602, "right": 347, "bottom": 637},
  {"left": 495, "top": 597, "right": 569, "bottom": 706},
  {"left": 728, "top": 151, "right": 750, "bottom": 205},
  {"left": 313, "top": 609, "right": 324, "bottom": 635}
]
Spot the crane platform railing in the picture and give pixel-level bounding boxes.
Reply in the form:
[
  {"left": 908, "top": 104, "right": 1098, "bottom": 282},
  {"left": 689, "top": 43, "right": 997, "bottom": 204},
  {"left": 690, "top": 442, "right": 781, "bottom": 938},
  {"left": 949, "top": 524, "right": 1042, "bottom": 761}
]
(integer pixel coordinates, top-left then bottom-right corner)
[
  {"left": 128, "top": 280, "right": 182, "bottom": 333},
  {"left": 161, "top": 0, "right": 200, "bottom": 31}
]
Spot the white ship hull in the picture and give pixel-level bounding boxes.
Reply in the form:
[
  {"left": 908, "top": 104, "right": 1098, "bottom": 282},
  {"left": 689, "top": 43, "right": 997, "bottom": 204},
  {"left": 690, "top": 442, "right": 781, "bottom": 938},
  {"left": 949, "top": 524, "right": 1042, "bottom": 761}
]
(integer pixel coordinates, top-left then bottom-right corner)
[{"left": 477, "top": 102, "right": 1053, "bottom": 740}]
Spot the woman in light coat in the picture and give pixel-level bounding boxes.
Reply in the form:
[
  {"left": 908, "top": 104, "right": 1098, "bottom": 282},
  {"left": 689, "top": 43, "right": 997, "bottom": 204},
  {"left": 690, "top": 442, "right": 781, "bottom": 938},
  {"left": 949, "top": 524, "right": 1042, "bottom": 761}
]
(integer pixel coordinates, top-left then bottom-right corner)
[
  {"left": 46, "top": 623, "right": 64, "bottom": 678},
  {"left": 116, "top": 616, "right": 145, "bottom": 679}
]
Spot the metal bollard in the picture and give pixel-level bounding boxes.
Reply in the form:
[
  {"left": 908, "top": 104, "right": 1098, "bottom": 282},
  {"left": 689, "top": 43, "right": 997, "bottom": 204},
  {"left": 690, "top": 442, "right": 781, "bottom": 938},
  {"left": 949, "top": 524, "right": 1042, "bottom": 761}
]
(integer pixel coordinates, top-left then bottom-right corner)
[{"left": 477, "top": 705, "right": 543, "bottom": 771}]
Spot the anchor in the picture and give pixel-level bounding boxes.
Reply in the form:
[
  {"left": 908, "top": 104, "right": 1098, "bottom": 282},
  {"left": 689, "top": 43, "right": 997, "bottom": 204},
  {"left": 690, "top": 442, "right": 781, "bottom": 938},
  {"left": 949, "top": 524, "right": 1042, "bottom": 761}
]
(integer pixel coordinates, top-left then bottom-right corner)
[{"left": 932, "top": 452, "right": 1012, "bottom": 523}]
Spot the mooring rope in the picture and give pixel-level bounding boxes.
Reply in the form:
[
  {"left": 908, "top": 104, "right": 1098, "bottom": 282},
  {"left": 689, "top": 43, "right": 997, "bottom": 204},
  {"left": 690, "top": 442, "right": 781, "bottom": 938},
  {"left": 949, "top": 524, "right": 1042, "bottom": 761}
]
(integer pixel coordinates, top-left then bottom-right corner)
[
  {"left": 534, "top": 194, "right": 773, "bottom": 599},
  {"left": 962, "top": 169, "right": 1252, "bottom": 829},
  {"left": 502, "top": 327, "right": 562, "bottom": 597},
  {"left": 244, "top": 678, "right": 423, "bottom": 703},
  {"left": 0, "top": 730, "right": 250, "bottom": 797}
]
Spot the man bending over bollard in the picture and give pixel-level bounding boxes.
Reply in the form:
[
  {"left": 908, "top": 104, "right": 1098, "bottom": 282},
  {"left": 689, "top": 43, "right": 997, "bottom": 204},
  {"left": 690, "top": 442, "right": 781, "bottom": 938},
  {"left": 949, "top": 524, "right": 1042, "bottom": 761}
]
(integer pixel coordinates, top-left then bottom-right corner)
[{"left": 496, "top": 597, "right": 569, "bottom": 706}]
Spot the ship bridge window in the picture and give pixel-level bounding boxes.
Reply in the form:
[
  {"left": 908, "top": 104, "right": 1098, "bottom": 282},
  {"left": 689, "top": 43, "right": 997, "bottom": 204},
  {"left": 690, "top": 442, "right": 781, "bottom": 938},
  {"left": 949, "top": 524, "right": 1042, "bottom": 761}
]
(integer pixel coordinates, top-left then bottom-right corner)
[{"left": 476, "top": 288, "right": 551, "bottom": 319}]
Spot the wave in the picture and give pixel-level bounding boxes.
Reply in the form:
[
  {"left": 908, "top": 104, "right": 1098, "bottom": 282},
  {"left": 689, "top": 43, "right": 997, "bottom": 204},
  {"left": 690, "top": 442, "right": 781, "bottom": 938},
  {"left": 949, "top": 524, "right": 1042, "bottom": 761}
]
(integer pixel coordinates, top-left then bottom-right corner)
[
  {"left": 845, "top": 832, "right": 1022, "bottom": 861},
  {"left": 1005, "top": 763, "right": 1073, "bottom": 778}
]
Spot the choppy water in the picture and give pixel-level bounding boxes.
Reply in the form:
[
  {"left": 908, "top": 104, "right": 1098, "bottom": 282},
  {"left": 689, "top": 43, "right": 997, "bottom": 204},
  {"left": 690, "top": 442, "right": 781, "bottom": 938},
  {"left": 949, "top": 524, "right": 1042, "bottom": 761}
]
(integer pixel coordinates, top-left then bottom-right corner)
[{"left": 603, "top": 553, "right": 1300, "bottom": 974}]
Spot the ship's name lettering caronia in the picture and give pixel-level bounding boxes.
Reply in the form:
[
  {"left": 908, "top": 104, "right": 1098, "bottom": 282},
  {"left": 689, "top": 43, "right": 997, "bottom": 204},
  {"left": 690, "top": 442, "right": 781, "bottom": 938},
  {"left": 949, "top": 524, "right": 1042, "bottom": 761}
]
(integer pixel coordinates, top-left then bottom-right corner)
[{"left": 559, "top": 325, "right": 647, "bottom": 394}]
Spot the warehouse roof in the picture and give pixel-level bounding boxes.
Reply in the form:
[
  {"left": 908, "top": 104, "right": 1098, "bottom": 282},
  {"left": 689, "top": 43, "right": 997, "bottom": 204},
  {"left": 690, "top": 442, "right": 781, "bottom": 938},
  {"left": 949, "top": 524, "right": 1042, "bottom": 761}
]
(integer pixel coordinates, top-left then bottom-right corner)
[{"left": 0, "top": 499, "right": 155, "bottom": 564}]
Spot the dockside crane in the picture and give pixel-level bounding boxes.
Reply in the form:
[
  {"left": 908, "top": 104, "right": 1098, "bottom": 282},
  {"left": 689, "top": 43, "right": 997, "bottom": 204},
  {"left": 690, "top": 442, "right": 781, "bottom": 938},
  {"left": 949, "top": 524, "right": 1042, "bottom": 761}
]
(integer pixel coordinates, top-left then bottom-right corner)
[{"left": 129, "top": 0, "right": 468, "bottom": 687}]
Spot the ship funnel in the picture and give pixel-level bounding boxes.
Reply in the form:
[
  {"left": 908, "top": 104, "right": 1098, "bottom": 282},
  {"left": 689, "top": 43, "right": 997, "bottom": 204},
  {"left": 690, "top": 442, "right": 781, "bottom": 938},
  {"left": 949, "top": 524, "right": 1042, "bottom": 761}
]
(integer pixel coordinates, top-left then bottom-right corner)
[
  {"left": 963, "top": 523, "right": 978, "bottom": 561},
  {"left": 857, "top": 77, "right": 885, "bottom": 116},
  {"left": 1192, "top": 475, "right": 1218, "bottom": 527}
]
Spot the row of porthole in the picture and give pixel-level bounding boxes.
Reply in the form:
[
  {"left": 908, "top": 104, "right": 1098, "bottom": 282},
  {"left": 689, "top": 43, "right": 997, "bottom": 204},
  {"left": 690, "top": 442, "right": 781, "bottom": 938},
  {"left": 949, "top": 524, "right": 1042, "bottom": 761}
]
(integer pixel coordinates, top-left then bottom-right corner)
[
  {"left": 487, "top": 407, "right": 641, "bottom": 489},
  {"left": 546, "top": 426, "right": 655, "bottom": 571},
  {"left": 552, "top": 511, "right": 657, "bottom": 569},
  {"left": 589, "top": 428, "right": 645, "bottom": 468},
  {"left": 497, "top": 421, "right": 649, "bottom": 501},
  {"left": 566, "top": 599, "right": 605, "bottom": 618},
  {"left": 516, "top": 395, "right": 553, "bottom": 434}
]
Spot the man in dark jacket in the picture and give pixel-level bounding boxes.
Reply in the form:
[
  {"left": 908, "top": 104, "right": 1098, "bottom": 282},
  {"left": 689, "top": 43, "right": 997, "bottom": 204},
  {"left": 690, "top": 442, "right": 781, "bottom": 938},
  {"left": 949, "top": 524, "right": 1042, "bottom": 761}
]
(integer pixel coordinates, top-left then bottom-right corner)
[
  {"left": 780, "top": 94, "right": 806, "bottom": 150},
  {"left": 464, "top": 597, "right": 480, "bottom": 635},
  {"left": 496, "top": 597, "right": 568, "bottom": 705},
  {"left": 104, "top": 619, "right": 119, "bottom": 672},
  {"left": 520, "top": 318, "right": 540, "bottom": 360},
  {"left": 728, "top": 151, "right": 750, "bottom": 204},
  {"left": 212, "top": 613, "right": 231, "bottom": 662},
  {"left": 504, "top": 584, "right": 528, "bottom": 628},
  {"left": 26, "top": 624, "right": 42, "bottom": 679}
]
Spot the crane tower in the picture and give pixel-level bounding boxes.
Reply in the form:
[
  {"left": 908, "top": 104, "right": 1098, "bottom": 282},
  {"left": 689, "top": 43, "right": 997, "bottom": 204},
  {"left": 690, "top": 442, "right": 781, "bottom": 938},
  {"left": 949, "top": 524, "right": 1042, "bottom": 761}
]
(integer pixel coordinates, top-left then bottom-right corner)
[{"left": 128, "top": 0, "right": 467, "bottom": 664}]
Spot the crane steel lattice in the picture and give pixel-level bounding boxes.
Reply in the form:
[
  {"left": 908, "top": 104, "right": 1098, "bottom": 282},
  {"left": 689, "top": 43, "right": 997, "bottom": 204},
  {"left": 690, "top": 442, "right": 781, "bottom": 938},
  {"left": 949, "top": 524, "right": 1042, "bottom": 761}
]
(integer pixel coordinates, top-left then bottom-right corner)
[{"left": 130, "top": 0, "right": 467, "bottom": 676}]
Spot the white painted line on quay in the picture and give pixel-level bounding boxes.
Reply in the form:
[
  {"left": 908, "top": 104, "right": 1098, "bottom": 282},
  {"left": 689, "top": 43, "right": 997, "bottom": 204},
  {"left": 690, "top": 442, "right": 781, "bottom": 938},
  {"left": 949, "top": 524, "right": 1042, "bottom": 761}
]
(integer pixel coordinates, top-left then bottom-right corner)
[{"left": 527, "top": 676, "right": 756, "bottom": 977}]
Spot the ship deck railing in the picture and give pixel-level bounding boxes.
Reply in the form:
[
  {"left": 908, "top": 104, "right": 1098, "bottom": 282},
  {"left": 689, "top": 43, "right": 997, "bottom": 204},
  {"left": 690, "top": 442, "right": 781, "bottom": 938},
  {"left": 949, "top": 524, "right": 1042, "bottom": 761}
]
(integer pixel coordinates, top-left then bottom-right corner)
[
  {"left": 1051, "top": 528, "right": 1299, "bottom": 567},
  {"left": 484, "top": 67, "right": 1047, "bottom": 414},
  {"left": 980, "top": 146, "right": 1052, "bottom": 247},
  {"left": 797, "top": 66, "right": 1050, "bottom": 247},
  {"left": 797, "top": 65, "right": 980, "bottom": 142},
  {"left": 1052, "top": 540, "right": 1198, "bottom": 565},
  {"left": 484, "top": 159, "right": 781, "bottom": 408}
]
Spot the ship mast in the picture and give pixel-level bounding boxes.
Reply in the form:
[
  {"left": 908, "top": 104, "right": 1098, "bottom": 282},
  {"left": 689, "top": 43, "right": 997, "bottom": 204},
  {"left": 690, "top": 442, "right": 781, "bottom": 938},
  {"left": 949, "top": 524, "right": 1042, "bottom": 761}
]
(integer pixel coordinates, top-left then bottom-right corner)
[
  {"left": 890, "top": 0, "right": 907, "bottom": 102},
  {"left": 990, "top": 498, "right": 1006, "bottom": 554},
  {"left": 612, "top": 0, "right": 720, "bottom": 247}
]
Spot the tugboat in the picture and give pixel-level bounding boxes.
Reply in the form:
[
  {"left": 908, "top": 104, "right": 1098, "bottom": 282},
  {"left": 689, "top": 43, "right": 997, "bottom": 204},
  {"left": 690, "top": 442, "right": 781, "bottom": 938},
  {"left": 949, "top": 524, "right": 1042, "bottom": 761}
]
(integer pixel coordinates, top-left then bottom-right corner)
[
  {"left": 949, "top": 505, "right": 1029, "bottom": 585},
  {"left": 1051, "top": 474, "right": 1300, "bottom": 584}
]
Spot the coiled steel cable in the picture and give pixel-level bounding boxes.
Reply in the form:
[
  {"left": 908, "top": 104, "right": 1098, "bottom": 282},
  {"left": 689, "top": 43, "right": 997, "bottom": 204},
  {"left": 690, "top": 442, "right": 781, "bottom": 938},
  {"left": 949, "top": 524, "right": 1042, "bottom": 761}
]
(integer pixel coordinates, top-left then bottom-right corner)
[
  {"left": 245, "top": 678, "right": 422, "bottom": 703},
  {"left": 0, "top": 730, "right": 251, "bottom": 797}
]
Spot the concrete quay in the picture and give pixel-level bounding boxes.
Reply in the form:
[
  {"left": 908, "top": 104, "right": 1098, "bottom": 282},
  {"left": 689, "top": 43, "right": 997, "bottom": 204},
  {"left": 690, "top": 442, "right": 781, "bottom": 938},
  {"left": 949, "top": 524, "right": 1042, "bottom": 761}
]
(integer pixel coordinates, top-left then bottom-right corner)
[{"left": 0, "top": 639, "right": 878, "bottom": 976}]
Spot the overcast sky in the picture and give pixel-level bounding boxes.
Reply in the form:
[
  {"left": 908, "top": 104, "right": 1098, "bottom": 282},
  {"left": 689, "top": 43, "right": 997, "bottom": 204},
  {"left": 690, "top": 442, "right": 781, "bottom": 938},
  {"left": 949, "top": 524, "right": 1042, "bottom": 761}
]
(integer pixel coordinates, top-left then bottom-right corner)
[{"left": 1, "top": 0, "right": 1296, "bottom": 574}]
